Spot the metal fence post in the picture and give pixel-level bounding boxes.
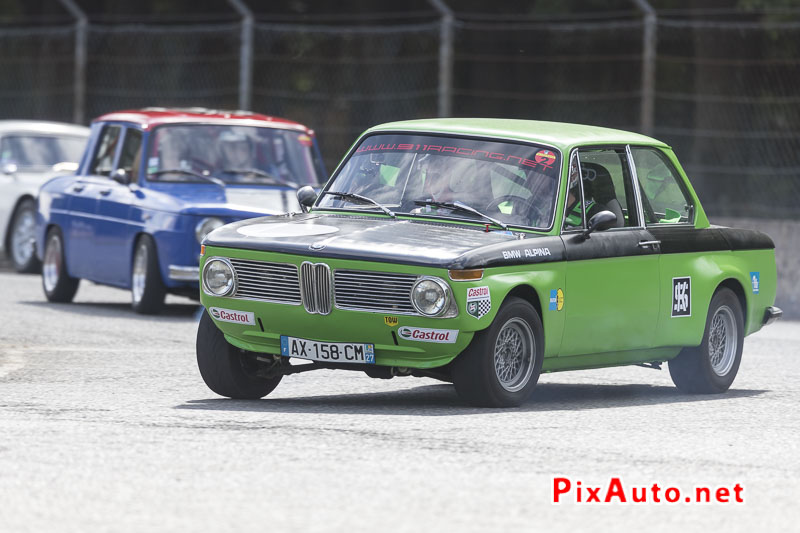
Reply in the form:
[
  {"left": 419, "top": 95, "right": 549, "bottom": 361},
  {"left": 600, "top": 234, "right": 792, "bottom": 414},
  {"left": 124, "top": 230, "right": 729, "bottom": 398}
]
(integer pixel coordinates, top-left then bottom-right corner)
[
  {"left": 58, "top": 0, "right": 87, "bottom": 124},
  {"left": 228, "top": 0, "right": 253, "bottom": 111},
  {"left": 429, "top": 0, "right": 454, "bottom": 117},
  {"left": 633, "top": 0, "right": 656, "bottom": 136}
]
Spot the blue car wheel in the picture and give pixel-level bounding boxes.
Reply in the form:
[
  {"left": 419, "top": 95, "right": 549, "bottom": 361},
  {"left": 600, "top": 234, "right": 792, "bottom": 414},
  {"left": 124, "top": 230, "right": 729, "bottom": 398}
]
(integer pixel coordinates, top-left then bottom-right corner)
[{"left": 131, "top": 235, "right": 166, "bottom": 314}]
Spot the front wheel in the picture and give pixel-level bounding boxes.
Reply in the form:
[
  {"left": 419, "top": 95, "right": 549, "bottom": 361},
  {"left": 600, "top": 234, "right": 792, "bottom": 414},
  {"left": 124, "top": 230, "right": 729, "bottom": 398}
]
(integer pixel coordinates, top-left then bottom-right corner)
[
  {"left": 196, "top": 310, "right": 282, "bottom": 399},
  {"left": 452, "top": 297, "right": 544, "bottom": 407},
  {"left": 669, "top": 287, "right": 744, "bottom": 394},
  {"left": 9, "top": 199, "right": 41, "bottom": 273},
  {"left": 42, "top": 226, "right": 79, "bottom": 303},
  {"left": 131, "top": 235, "right": 166, "bottom": 314}
]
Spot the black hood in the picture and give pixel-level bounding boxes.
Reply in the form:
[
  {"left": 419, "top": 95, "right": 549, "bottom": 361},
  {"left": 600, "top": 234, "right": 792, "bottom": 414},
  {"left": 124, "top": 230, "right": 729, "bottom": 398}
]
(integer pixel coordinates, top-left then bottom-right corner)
[{"left": 205, "top": 212, "right": 565, "bottom": 269}]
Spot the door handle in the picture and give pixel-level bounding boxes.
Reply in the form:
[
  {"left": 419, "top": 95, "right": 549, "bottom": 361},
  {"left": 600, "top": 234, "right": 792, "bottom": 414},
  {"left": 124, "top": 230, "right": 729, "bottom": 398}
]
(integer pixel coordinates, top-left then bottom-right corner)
[
  {"left": 99, "top": 188, "right": 111, "bottom": 196},
  {"left": 638, "top": 240, "right": 661, "bottom": 248},
  {"left": 71, "top": 185, "right": 85, "bottom": 193}
]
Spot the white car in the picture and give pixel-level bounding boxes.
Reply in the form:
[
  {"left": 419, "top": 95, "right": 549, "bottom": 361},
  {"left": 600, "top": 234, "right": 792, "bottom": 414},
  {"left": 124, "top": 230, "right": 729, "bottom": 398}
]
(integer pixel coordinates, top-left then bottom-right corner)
[{"left": 0, "top": 121, "right": 89, "bottom": 272}]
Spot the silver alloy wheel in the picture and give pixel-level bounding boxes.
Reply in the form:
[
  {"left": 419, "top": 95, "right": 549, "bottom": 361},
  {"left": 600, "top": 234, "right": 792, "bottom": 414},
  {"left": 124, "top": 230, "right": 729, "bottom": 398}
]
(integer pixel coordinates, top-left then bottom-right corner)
[
  {"left": 11, "top": 208, "right": 36, "bottom": 266},
  {"left": 42, "top": 233, "right": 61, "bottom": 293},
  {"left": 708, "top": 305, "right": 738, "bottom": 377},
  {"left": 493, "top": 317, "right": 535, "bottom": 392},
  {"left": 132, "top": 242, "right": 148, "bottom": 304}
]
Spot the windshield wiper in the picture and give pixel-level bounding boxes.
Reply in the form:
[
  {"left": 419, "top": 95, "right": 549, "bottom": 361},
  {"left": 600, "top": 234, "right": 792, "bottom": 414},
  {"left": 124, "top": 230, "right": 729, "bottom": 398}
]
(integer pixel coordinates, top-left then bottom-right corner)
[
  {"left": 221, "top": 168, "right": 298, "bottom": 188},
  {"left": 413, "top": 199, "right": 508, "bottom": 230},
  {"left": 320, "top": 190, "right": 395, "bottom": 218},
  {"left": 149, "top": 169, "right": 226, "bottom": 187}
]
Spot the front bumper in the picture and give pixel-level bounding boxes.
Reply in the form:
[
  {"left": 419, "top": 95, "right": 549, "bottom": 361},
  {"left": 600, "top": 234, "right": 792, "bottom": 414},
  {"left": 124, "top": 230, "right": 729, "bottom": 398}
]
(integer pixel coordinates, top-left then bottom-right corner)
[
  {"left": 764, "top": 306, "right": 782, "bottom": 326},
  {"left": 169, "top": 265, "right": 199, "bottom": 282}
]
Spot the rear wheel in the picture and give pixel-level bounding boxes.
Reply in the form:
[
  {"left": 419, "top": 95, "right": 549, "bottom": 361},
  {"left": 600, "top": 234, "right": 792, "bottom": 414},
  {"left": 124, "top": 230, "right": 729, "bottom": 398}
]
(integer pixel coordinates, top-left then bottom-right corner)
[
  {"left": 42, "top": 226, "right": 79, "bottom": 303},
  {"left": 669, "top": 287, "right": 744, "bottom": 393},
  {"left": 196, "top": 310, "right": 282, "bottom": 399},
  {"left": 452, "top": 297, "right": 543, "bottom": 407},
  {"left": 9, "top": 198, "right": 41, "bottom": 273},
  {"left": 131, "top": 235, "right": 166, "bottom": 314}
]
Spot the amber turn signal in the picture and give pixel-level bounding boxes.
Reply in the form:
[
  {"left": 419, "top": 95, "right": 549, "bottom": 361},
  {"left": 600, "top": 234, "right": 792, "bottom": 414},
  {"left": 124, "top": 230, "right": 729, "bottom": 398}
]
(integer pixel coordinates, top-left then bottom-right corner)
[
  {"left": 448, "top": 269, "right": 484, "bottom": 281},
  {"left": 200, "top": 244, "right": 205, "bottom": 256}
]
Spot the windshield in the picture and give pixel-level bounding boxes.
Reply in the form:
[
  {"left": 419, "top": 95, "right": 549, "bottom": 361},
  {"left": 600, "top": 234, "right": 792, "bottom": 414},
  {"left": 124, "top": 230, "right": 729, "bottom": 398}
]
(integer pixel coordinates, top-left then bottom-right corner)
[
  {"left": 0, "top": 135, "right": 87, "bottom": 168},
  {"left": 317, "top": 134, "right": 562, "bottom": 229},
  {"left": 146, "top": 124, "right": 324, "bottom": 186}
]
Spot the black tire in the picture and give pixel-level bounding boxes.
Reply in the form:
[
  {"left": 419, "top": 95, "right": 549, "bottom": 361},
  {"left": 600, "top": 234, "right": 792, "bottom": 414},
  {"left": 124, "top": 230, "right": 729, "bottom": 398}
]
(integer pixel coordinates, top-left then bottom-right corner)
[
  {"left": 130, "top": 234, "right": 166, "bottom": 314},
  {"left": 452, "top": 297, "right": 544, "bottom": 407},
  {"left": 669, "top": 287, "right": 744, "bottom": 394},
  {"left": 41, "top": 226, "right": 79, "bottom": 303},
  {"left": 196, "top": 310, "right": 282, "bottom": 399},
  {"left": 8, "top": 198, "right": 41, "bottom": 273}
]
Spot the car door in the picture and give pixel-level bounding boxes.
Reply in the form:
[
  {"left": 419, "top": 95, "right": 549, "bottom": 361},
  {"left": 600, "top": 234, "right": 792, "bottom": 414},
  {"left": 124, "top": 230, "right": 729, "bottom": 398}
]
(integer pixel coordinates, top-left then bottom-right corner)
[
  {"left": 92, "top": 126, "right": 143, "bottom": 286},
  {"left": 629, "top": 145, "right": 716, "bottom": 348},
  {"left": 64, "top": 124, "right": 123, "bottom": 279},
  {"left": 559, "top": 146, "right": 661, "bottom": 356}
]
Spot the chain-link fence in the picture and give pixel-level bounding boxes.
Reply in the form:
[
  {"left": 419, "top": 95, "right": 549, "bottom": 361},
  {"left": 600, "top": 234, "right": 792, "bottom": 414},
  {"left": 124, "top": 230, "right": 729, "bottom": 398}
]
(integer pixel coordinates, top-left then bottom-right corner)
[{"left": 0, "top": 10, "right": 797, "bottom": 218}]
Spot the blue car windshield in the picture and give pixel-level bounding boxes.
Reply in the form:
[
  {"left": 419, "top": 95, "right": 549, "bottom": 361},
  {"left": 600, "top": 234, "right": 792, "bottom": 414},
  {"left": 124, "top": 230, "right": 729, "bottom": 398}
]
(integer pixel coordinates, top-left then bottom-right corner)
[
  {"left": 146, "top": 124, "right": 323, "bottom": 186},
  {"left": 316, "top": 133, "right": 562, "bottom": 230}
]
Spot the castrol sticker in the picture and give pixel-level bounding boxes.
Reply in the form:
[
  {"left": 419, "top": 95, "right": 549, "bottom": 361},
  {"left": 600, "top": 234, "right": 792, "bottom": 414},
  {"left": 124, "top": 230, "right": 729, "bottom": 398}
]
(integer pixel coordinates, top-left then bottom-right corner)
[
  {"left": 209, "top": 307, "right": 255, "bottom": 325},
  {"left": 466, "top": 286, "right": 491, "bottom": 319},
  {"left": 397, "top": 326, "right": 459, "bottom": 344}
]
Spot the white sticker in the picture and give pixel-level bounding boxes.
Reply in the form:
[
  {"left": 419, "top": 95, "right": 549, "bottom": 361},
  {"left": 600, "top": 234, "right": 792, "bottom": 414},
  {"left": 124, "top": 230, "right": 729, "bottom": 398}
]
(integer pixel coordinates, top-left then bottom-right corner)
[
  {"left": 397, "top": 326, "right": 459, "bottom": 344},
  {"left": 209, "top": 307, "right": 255, "bottom": 325},
  {"left": 671, "top": 277, "right": 691, "bottom": 317},
  {"left": 148, "top": 157, "right": 159, "bottom": 167},
  {"left": 237, "top": 222, "right": 340, "bottom": 238},
  {"left": 466, "top": 286, "right": 491, "bottom": 319}
]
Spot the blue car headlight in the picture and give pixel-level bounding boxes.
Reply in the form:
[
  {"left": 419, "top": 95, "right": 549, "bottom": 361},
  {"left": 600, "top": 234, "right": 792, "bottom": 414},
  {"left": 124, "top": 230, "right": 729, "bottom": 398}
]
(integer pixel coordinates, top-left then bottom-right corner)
[{"left": 195, "top": 217, "right": 224, "bottom": 243}]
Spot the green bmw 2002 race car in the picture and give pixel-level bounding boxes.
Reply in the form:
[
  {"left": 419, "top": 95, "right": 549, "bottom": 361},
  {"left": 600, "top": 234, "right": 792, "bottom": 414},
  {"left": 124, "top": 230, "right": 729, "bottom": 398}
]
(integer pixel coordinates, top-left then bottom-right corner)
[{"left": 196, "top": 119, "right": 781, "bottom": 407}]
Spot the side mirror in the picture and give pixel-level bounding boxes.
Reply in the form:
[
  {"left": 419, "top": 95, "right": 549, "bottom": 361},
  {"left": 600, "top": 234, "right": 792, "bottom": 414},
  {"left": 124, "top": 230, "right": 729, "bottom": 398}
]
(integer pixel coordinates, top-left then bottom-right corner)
[
  {"left": 111, "top": 168, "right": 129, "bottom": 185},
  {"left": 2, "top": 162, "right": 18, "bottom": 175},
  {"left": 296, "top": 185, "right": 317, "bottom": 213},
  {"left": 584, "top": 210, "right": 617, "bottom": 236}
]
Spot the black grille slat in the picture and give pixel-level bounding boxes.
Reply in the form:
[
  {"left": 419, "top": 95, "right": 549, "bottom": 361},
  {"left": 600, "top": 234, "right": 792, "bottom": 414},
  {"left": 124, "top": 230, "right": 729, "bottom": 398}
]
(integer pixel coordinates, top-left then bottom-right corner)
[
  {"left": 334, "top": 270, "right": 418, "bottom": 314},
  {"left": 229, "top": 259, "right": 301, "bottom": 304}
]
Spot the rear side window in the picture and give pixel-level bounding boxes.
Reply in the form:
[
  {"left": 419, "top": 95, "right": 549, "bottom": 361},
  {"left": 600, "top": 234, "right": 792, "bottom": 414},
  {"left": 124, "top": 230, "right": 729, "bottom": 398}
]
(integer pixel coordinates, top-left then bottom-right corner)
[
  {"left": 631, "top": 147, "right": 694, "bottom": 224},
  {"left": 90, "top": 125, "right": 122, "bottom": 176}
]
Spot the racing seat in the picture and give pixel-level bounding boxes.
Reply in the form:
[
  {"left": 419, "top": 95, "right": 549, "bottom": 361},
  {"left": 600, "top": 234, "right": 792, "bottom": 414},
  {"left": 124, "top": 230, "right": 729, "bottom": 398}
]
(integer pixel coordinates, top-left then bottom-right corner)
[{"left": 581, "top": 162, "right": 625, "bottom": 228}]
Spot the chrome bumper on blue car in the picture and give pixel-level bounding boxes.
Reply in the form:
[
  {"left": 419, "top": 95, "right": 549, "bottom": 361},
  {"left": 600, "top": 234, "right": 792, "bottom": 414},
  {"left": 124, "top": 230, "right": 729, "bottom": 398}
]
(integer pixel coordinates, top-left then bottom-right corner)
[{"left": 169, "top": 265, "right": 199, "bottom": 282}]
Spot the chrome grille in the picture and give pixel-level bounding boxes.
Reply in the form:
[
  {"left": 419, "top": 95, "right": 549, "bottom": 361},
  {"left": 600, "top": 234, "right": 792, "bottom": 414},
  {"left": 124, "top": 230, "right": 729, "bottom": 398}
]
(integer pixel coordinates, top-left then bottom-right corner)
[
  {"left": 229, "top": 258, "right": 301, "bottom": 304},
  {"left": 334, "top": 270, "right": 418, "bottom": 314},
  {"left": 300, "top": 262, "right": 332, "bottom": 315}
]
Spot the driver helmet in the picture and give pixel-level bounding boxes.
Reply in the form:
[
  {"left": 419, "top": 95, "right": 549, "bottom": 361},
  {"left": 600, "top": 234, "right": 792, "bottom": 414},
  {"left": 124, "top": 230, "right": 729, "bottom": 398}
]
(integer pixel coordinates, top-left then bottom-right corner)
[{"left": 219, "top": 129, "right": 254, "bottom": 168}]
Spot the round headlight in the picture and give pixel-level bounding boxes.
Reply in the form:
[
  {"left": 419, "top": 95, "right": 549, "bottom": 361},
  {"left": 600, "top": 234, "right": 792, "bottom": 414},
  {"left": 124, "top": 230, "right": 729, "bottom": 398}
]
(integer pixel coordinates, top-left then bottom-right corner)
[
  {"left": 196, "top": 217, "right": 225, "bottom": 243},
  {"left": 203, "top": 258, "right": 235, "bottom": 296},
  {"left": 411, "top": 277, "right": 450, "bottom": 316}
]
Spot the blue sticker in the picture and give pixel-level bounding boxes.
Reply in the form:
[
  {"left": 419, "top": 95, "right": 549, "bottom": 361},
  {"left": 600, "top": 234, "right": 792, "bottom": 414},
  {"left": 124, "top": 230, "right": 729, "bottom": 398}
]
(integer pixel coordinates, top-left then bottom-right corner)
[
  {"left": 280, "top": 336, "right": 289, "bottom": 356},
  {"left": 365, "top": 344, "right": 375, "bottom": 364},
  {"left": 549, "top": 289, "right": 558, "bottom": 311},
  {"left": 750, "top": 272, "right": 760, "bottom": 294}
]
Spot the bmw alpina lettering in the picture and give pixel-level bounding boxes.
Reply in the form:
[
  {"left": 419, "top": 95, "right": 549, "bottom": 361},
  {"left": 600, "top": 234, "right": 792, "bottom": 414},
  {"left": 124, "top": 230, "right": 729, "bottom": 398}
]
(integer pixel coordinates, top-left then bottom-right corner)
[{"left": 196, "top": 119, "right": 781, "bottom": 407}]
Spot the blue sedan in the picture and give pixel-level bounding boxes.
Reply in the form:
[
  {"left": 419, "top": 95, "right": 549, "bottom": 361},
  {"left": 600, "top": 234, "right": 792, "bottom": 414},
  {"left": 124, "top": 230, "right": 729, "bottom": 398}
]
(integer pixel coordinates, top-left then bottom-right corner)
[{"left": 35, "top": 108, "right": 326, "bottom": 313}]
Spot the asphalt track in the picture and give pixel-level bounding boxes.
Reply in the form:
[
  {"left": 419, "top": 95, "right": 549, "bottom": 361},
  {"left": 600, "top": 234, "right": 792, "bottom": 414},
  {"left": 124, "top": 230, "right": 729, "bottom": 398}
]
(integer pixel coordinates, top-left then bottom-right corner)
[{"left": 1, "top": 271, "right": 798, "bottom": 532}]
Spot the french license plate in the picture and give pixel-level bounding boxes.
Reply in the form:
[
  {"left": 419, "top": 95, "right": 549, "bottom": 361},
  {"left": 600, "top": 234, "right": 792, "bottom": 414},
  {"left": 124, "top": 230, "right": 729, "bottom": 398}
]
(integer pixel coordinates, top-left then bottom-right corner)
[{"left": 280, "top": 336, "right": 375, "bottom": 364}]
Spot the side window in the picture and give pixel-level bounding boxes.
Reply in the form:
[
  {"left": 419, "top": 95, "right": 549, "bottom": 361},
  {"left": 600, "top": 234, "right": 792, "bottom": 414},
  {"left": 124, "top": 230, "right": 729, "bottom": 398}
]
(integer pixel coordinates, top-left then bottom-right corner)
[
  {"left": 563, "top": 148, "right": 639, "bottom": 230},
  {"left": 118, "top": 128, "right": 143, "bottom": 178},
  {"left": 631, "top": 147, "right": 694, "bottom": 224},
  {"left": 90, "top": 125, "right": 122, "bottom": 176}
]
